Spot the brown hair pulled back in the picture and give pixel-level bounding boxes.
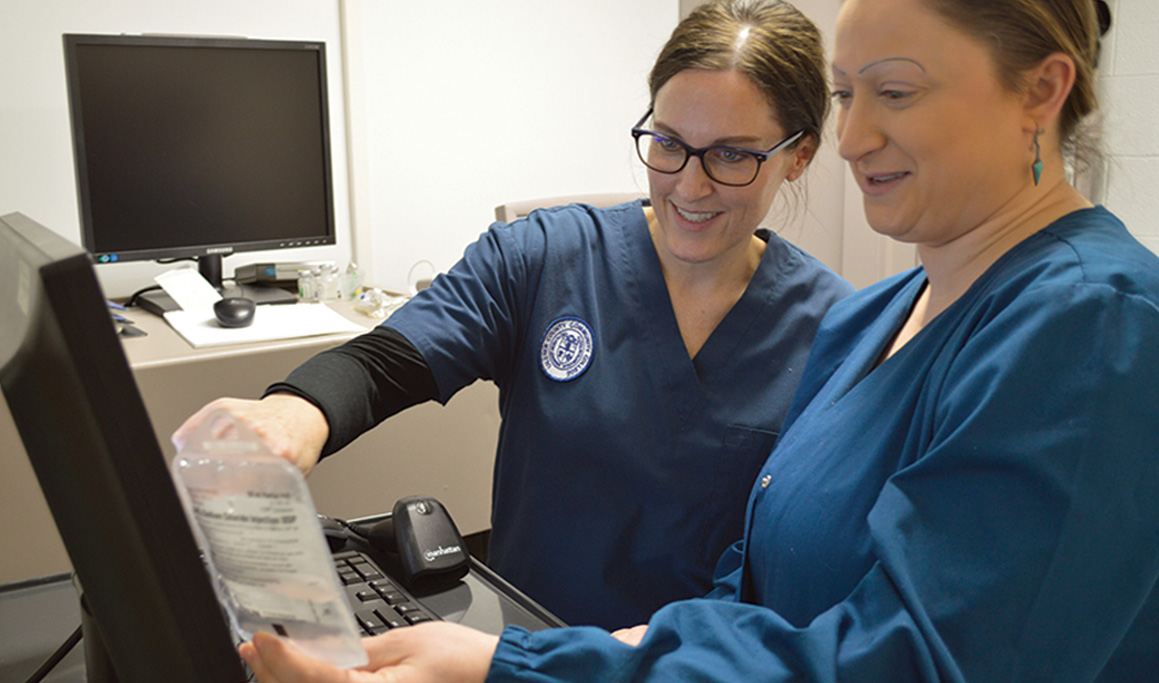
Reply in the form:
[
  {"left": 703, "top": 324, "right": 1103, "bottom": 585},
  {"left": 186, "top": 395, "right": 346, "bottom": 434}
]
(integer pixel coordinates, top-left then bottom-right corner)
[{"left": 649, "top": 0, "right": 829, "bottom": 149}]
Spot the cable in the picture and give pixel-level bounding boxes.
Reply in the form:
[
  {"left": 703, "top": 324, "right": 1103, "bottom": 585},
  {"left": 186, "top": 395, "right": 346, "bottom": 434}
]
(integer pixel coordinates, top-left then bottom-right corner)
[
  {"left": 123, "top": 284, "right": 162, "bottom": 309},
  {"left": 23, "top": 623, "right": 82, "bottom": 683},
  {"left": 334, "top": 516, "right": 397, "bottom": 553},
  {"left": 406, "top": 260, "right": 436, "bottom": 296},
  {"left": 336, "top": 516, "right": 376, "bottom": 542}
]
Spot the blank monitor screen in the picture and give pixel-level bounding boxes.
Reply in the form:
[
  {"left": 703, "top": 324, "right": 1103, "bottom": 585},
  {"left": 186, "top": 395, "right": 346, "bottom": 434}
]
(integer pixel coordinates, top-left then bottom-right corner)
[{"left": 63, "top": 34, "right": 335, "bottom": 282}]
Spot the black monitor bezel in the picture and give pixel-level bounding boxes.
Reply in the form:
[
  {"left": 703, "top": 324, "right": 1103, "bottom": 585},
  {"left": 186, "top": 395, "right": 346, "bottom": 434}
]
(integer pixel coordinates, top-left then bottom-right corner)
[
  {"left": 0, "top": 212, "right": 246, "bottom": 681},
  {"left": 62, "top": 33, "right": 337, "bottom": 270}
]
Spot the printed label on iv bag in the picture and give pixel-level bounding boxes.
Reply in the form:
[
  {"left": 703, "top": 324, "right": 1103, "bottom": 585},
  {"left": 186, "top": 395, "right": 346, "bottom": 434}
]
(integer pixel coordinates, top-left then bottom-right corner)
[
  {"left": 172, "top": 409, "right": 368, "bottom": 669},
  {"left": 184, "top": 490, "right": 335, "bottom": 623}
]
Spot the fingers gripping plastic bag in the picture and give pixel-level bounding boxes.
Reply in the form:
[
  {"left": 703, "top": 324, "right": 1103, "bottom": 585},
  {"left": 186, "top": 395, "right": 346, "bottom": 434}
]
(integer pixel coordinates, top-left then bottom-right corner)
[{"left": 171, "top": 409, "right": 368, "bottom": 669}]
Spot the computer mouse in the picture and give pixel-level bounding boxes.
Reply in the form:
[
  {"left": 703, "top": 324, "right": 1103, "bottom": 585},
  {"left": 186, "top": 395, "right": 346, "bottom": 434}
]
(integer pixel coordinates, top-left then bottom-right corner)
[{"left": 213, "top": 296, "right": 256, "bottom": 328}]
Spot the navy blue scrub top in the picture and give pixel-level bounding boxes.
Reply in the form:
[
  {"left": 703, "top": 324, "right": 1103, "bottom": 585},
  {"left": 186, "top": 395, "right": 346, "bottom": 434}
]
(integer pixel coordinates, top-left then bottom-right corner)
[{"left": 386, "top": 201, "right": 851, "bottom": 628}]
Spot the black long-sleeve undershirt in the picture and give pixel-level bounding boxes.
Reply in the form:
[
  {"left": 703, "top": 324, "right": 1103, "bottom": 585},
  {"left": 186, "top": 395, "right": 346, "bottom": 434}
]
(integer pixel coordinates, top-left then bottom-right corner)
[{"left": 264, "top": 325, "right": 438, "bottom": 458}]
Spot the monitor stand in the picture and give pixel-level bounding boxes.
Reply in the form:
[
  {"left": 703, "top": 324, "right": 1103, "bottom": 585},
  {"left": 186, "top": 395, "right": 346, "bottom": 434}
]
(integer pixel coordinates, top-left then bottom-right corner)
[{"left": 136, "top": 283, "right": 298, "bottom": 317}]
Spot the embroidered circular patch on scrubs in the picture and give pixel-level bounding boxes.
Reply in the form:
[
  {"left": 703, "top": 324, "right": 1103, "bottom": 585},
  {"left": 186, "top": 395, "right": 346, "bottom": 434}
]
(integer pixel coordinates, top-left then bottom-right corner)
[{"left": 539, "top": 317, "right": 594, "bottom": 382}]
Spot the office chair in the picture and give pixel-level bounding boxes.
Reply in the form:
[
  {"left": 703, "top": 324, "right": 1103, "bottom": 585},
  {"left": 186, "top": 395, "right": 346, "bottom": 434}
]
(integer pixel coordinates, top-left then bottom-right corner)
[{"left": 494, "top": 193, "right": 646, "bottom": 224}]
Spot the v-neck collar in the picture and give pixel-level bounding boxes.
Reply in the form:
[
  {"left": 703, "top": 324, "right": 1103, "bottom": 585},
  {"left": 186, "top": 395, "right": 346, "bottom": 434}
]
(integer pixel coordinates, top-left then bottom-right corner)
[
  {"left": 831, "top": 272, "right": 927, "bottom": 401},
  {"left": 620, "top": 208, "right": 787, "bottom": 425},
  {"left": 695, "top": 229, "right": 787, "bottom": 377}
]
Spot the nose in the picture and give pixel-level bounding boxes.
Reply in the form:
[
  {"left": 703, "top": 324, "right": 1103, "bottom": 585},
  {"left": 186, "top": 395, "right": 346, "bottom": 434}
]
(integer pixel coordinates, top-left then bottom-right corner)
[
  {"left": 835, "top": 96, "right": 883, "bottom": 163},
  {"left": 673, "top": 155, "right": 715, "bottom": 201}
]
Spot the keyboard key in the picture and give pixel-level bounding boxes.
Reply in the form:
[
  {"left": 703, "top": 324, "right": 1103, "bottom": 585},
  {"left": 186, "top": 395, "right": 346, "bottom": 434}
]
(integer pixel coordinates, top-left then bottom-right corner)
[
  {"left": 374, "top": 608, "right": 407, "bottom": 629},
  {"left": 377, "top": 590, "right": 408, "bottom": 605},
  {"left": 355, "top": 610, "right": 386, "bottom": 632},
  {"left": 351, "top": 562, "right": 384, "bottom": 581}
]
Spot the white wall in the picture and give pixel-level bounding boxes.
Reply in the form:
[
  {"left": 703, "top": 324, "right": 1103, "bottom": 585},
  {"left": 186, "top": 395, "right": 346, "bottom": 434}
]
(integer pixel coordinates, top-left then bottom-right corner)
[
  {"left": 346, "top": 0, "right": 678, "bottom": 292},
  {"left": 0, "top": 0, "right": 352, "bottom": 299}
]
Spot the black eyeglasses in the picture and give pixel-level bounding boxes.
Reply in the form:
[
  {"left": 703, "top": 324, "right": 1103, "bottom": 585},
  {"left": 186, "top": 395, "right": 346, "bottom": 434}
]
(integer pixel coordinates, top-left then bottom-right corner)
[{"left": 631, "top": 109, "right": 805, "bottom": 187}]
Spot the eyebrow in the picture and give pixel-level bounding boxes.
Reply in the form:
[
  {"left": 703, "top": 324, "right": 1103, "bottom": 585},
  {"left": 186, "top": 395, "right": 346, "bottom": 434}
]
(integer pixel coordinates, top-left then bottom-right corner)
[
  {"left": 832, "top": 56, "right": 926, "bottom": 76},
  {"left": 651, "top": 121, "right": 766, "bottom": 147}
]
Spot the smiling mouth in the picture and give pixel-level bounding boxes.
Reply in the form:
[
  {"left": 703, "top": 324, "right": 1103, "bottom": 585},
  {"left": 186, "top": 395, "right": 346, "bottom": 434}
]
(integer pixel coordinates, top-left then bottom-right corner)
[
  {"left": 867, "top": 172, "right": 908, "bottom": 185},
  {"left": 674, "top": 205, "right": 721, "bottom": 223}
]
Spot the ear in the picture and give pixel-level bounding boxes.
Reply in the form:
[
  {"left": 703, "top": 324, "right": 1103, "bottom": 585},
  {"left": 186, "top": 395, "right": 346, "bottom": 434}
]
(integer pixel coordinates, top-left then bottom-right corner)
[
  {"left": 1023, "top": 52, "right": 1076, "bottom": 134},
  {"left": 785, "top": 134, "right": 818, "bottom": 182}
]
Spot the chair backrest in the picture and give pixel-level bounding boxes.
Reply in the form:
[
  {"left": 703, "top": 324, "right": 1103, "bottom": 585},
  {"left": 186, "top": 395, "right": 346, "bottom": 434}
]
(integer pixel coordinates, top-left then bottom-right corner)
[{"left": 493, "top": 192, "right": 646, "bottom": 223}]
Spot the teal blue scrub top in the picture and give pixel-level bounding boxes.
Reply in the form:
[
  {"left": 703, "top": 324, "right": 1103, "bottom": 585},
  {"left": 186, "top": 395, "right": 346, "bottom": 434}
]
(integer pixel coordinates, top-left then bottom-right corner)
[{"left": 488, "top": 207, "right": 1159, "bottom": 681}]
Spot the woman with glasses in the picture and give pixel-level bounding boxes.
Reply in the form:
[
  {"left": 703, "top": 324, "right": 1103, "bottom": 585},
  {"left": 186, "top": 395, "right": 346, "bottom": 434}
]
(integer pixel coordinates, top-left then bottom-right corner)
[{"left": 176, "top": 0, "right": 850, "bottom": 631}]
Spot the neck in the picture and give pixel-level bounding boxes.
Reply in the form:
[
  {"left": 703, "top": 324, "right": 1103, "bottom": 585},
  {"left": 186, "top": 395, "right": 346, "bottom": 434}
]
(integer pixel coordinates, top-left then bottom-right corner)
[
  {"left": 915, "top": 179, "right": 1091, "bottom": 324},
  {"left": 643, "top": 206, "right": 765, "bottom": 358},
  {"left": 644, "top": 207, "right": 764, "bottom": 294}
]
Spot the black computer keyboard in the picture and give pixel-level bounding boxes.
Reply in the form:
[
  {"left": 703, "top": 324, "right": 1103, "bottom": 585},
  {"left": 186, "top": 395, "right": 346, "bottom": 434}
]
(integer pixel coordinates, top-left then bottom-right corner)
[{"left": 332, "top": 550, "right": 438, "bottom": 635}]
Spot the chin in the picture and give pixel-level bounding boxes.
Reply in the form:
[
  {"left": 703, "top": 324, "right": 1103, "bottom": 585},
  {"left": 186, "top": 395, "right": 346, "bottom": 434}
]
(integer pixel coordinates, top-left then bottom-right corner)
[
  {"left": 666, "top": 245, "right": 712, "bottom": 264},
  {"left": 663, "top": 237, "right": 723, "bottom": 265},
  {"left": 867, "top": 222, "right": 915, "bottom": 241},
  {"left": 863, "top": 206, "right": 920, "bottom": 243}
]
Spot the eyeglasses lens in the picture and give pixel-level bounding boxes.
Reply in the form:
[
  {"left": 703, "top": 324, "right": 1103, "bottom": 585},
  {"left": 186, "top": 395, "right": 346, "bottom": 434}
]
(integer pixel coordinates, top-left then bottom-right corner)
[{"left": 635, "top": 133, "right": 759, "bottom": 186}]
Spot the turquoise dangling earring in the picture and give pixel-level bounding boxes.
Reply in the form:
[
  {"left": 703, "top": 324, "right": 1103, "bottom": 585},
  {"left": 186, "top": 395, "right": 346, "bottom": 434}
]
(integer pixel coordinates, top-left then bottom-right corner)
[{"left": 1032, "top": 129, "right": 1044, "bottom": 186}]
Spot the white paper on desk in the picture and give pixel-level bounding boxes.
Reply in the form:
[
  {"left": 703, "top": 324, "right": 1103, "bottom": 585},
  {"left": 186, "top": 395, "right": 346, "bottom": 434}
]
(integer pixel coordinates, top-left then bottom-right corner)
[
  {"left": 155, "top": 268, "right": 222, "bottom": 315},
  {"left": 164, "top": 303, "right": 367, "bottom": 348}
]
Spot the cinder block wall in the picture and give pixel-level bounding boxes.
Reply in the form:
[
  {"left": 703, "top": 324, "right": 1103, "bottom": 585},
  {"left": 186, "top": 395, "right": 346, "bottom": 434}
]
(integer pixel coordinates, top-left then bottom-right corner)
[{"left": 1096, "top": 0, "right": 1159, "bottom": 254}]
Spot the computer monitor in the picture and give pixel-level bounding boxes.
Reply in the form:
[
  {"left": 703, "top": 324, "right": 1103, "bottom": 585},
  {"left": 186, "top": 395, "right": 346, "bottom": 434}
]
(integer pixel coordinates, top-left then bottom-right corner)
[
  {"left": 63, "top": 33, "right": 336, "bottom": 312},
  {"left": 0, "top": 212, "right": 246, "bottom": 681}
]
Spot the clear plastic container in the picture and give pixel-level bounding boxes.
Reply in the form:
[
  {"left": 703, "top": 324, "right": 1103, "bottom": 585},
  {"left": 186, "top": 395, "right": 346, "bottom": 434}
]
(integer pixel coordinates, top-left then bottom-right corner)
[
  {"left": 342, "top": 262, "right": 363, "bottom": 300},
  {"left": 297, "top": 267, "right": 319, "bottom": 302},
  {"left": 318, "top": 263, "right": 340, "bottom": 301},
  {"left": 171, "top": 410, "right": 368, "bottom": 669}
]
